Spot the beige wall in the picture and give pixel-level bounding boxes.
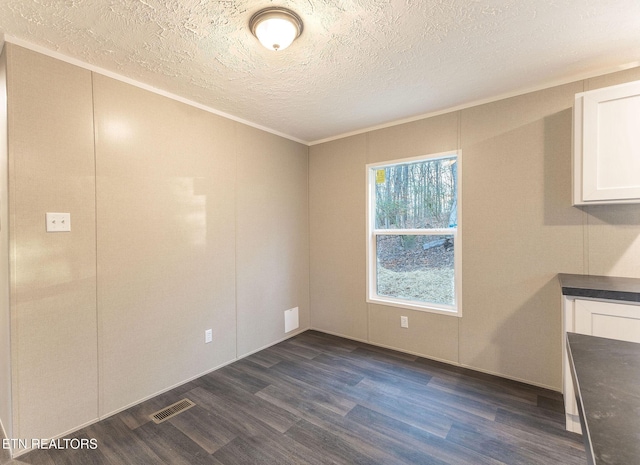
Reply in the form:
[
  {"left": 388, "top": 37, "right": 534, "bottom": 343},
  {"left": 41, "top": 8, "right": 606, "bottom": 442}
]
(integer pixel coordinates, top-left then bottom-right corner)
[
  {"left": 93, "top": 74, "right": 239, "bottom": 416},
  {"left": 4, "top": 44, "right": 309, "bottom": 446},
  {"left": 309, "top": 135, "right": 368, "bottom": 340},
  {"left": 310, "top": 67, "right": 640, "bottom": 390},
  {"left": 7, "top": 45, "right": 98, "bottom": 443},
  {"left": 0, "top": 44, "right": 12, "bottom": 443},
  {"left": 4, "top": 38, "right": 640, "bottom": 448},
  {"left": 236, "top": 125, "right": 309, "bottom": 357},
  {"left": 458, "top": 83, "right": 585, "bottom": 388}
]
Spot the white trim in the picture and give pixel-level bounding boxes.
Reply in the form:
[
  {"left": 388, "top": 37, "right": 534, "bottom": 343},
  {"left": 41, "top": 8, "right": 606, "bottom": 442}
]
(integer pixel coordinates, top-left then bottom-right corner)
[
  {"left": 456, "top": 153, "right": 462, "bottom": 316},
  {"left": 98, "top": 326, "right": 308, "bottom": 421},
  {"left": 235, "top": 327, "right": 308, "bottom": 358},
  {"left": 8, "top": 327, "right": 308, "bottom": 458},
  {"left": 456, "top": 362, "right": 558, "bottom": 392},
  {"left": 374, "top": 228, "right": 456, "bottom": 236},
  {"left": 309, "top": 61, "right": 640, "bottom": 146},
  {"left": 2, "top": 35, "right": 308, "bottom": 146},
  {"left": 309, "top": 327, "right": 559, "bottom": 391},
  {"left": 307, "top": 328, "right": 370, "bottom": 345},
  {"left": 0, "top": 416, "right": 10, "bottom": 457},
  {"left": 0, "top": 37, "right": 14, "bottom": 460},
  {"left": 366, "top": 150, "right": 462, "bottom": 316},
  {"left": 366, "top": 150, "right": 458, "bottom": 168},
  {"left": 5, "top": 36, "right": 639, "bottom": 149},
  {"left": 97, "top": 362, "right": 238, "bottom": 422},
  {"left": 6, "top": 35, "right": 639, "bottom": 149},
  {"left": 9, "top": 418, "right": 99, "bottom": 458},
  {"left": 367, "top": 296, "right": 458, "bottom": 316}
]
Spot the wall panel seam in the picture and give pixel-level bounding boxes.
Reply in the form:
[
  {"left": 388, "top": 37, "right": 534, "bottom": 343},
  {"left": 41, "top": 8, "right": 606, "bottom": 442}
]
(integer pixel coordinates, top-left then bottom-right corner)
[
  {"left": 365, "top": 132, "right": 371, "bottom": 343},
  {"left": 0, "top": 41, "right": 15, "bottom": 450},
  {"left": 5, "top": 43, "right": 21, "bottom": 440},
  {"left": 90, "top": 71, "right": 101, "bottom": 419},
  {"left": 233, "top": 122, "right": 239, "bottom": 360}
]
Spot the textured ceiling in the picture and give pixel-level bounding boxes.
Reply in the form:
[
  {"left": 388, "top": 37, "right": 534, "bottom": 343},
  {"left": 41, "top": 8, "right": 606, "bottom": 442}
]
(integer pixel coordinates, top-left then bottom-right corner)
[{"left": 1, "top": 0, "right": 639, "bottom": 143}]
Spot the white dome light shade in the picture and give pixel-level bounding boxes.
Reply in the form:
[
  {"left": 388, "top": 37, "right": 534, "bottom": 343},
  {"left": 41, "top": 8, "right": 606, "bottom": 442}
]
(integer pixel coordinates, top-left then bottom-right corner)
[
  {"left": 250, "top": 8, "right": 303, "bottom": 51},
  {"left": 255, "top": 17, "right": 297, "bottom": 51}
]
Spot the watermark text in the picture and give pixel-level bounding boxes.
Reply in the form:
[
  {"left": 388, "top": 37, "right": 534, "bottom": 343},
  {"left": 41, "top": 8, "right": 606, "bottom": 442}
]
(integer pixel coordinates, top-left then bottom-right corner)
[{"left": 2, "top": 438, "right": 98, "bottom": 450}]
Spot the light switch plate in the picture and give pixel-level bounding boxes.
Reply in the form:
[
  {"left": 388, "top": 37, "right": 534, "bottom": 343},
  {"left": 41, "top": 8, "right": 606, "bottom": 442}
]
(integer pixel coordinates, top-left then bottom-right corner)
[{"left": 46, "top": 213, "right": 71, "bottom": 232}]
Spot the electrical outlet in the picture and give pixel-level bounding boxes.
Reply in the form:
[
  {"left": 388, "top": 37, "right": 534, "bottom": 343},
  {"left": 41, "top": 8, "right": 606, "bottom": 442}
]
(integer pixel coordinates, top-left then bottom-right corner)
[
  {"left": 400, "top": 316, "right": 409, "bottom": 328},
  {"left": 46, "top": 212, "right": 71, "bottom": 232},
  {"left": 205, "top": 329, "right": 212, "bottom": 343}
]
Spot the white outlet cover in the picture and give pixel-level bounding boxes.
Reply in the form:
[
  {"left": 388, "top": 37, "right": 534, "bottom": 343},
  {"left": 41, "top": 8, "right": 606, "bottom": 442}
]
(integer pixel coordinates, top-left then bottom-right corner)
[
  {"left": 401, "top": 316, "right": 409, "bottom": 328},
  {"left": 205, "top": 329, "right": 212, "bottom": 343},
  {"left": 284, "top": 307, "right": 299, "bottom": 333},
  {"left": 46, "top": 212, "right": 71, "bottom": 232}
]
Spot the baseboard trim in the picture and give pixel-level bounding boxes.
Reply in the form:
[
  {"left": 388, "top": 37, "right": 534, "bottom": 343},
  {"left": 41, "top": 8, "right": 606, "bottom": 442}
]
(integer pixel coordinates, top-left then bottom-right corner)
[
  {"left": 0, "top": 416, "right": 11, "bottom": 460},
  {"left": 236, "top": 328, "right": 309, "bottom": 359},
  {"left": 309, "top": 326, "right": 560, "bottom": 393},
  {"left": 458, "top": 362, "right": 559, "bottom": 392},
  {"left": 9, "top": 325, "right": 558, "bottom": 459},
  {"left": 9, "top": 418, "right": 98, "bottom": 458},
  {"left": 306, "top": 327, "right": 369, "bottom": 344},
  {"left": 99, "top": 326, "right": 310, "bottom": 421},
  {"left": 10, "top": 327, "right": 310, "bottom": 459}
]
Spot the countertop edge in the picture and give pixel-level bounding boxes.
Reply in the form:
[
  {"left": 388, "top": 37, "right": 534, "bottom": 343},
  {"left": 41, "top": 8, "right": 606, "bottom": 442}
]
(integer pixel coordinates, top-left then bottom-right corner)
[
  {"left": 565, "top": 333, "right": 596, "bottom": 465},
  {"left": 558, "top": 273, "right": 640, "bottom": 301}
]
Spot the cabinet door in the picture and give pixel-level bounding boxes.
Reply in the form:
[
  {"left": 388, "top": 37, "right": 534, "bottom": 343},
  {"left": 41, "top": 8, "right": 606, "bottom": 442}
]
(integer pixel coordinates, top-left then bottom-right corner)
[
  {"left": 574, "top": 299, "right": 640, "bottom": 342},
  {"left": 575, "top": 80, "right": 640, "bottom": 204}
]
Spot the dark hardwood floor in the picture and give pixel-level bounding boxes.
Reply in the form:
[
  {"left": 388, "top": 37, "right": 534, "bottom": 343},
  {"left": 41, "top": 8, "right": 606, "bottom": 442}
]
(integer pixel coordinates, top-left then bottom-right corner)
[{"left": 5, "top": 330, "right": 585, "bottom": 464}]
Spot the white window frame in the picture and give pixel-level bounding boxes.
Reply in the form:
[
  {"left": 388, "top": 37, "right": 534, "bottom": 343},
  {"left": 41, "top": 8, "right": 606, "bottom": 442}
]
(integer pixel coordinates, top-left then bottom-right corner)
[{"left": 366, "top": 150, "right": 462, "bottom": 317}]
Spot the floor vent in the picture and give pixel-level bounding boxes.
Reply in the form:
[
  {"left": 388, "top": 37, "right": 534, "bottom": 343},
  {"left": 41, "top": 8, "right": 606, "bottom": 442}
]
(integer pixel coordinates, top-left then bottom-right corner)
[{"left": 150, "top": 399, "right": 195, "bottom": 424}]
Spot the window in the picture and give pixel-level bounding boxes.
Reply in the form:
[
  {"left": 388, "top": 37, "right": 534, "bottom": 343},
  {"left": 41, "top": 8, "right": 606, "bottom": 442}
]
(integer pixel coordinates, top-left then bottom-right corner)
[{"left": 366, "top": 151, "right": 461, "bottom": 316}]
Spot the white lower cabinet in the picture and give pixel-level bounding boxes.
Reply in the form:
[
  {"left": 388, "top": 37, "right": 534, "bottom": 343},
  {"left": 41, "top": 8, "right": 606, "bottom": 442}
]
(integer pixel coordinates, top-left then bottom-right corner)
[{"left": 563, "top": 297, "right": 640, "bottom": 433}]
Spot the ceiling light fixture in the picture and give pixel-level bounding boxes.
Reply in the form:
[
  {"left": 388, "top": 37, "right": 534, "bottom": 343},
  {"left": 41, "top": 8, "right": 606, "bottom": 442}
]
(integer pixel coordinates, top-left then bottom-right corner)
[{"left": 249, "top": 7, "right": 303, "bottom": 52}]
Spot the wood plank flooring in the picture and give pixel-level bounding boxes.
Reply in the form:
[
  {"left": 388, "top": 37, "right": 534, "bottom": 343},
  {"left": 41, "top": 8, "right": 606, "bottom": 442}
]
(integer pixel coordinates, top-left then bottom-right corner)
[{"left": 3, "top": 330, "right": 586, "bottom": 465}]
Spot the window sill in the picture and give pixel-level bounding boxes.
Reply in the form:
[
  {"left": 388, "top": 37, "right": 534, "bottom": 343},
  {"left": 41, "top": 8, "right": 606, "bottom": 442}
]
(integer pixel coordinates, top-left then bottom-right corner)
[{"left": 367, "top": 296, "right": 461, "bottom": 317}]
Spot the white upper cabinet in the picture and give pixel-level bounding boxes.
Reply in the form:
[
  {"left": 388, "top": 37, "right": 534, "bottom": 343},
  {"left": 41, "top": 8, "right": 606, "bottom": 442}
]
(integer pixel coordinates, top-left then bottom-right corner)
[{"left": 573, "top": 80, "right": 640, "bottom": 205}]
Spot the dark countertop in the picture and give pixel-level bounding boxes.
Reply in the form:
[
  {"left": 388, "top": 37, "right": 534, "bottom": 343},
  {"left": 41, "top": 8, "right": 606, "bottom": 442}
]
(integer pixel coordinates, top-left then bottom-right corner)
[
  {"left": 566, "top": 333, "right": 640, "bottom": 465},
  {"left": 558, "top": 273, "right": 640, "bottom": 302}
]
